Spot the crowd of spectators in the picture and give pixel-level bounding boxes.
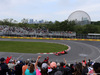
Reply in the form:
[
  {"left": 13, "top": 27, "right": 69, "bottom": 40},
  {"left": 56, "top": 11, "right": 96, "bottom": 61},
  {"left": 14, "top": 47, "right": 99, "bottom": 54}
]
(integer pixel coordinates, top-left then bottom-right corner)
[
  {"left": 0, "top": 56, "right": 100, "bottom": 75},
  {"left": 0, "top": 25, "right": 76, "bottom": 37}
]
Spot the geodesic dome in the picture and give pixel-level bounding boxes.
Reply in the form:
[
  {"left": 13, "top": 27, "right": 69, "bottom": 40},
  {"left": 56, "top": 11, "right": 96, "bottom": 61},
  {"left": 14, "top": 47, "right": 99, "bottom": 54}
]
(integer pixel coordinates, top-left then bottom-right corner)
[{"left": 68, "top": 10, "right": 91, "bottom": 25}]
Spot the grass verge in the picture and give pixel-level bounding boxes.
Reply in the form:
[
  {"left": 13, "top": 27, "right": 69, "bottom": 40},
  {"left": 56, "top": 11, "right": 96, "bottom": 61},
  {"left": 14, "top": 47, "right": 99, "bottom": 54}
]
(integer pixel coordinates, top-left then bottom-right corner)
[{"left": 0, "top": 41, "right": 68, "bottom": 53}]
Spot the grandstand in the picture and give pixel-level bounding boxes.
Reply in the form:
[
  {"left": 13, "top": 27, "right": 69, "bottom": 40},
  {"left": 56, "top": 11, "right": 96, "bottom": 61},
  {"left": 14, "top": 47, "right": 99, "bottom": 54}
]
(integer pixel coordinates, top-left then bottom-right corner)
[
  {"left": 0, "top": 25, "right": 76, "bottom": 38},
  {"left": 87, "top": 33, "right": 100, "bottom": 39}
]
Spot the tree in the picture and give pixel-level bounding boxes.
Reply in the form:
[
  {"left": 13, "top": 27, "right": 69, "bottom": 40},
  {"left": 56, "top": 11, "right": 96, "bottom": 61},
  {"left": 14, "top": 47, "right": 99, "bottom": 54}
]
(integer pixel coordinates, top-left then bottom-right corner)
[
  {"left": 74, "top": 25, "right": 84, "bottom": 34},
  {"left": 21, "top": 18, "right": 28, "bottom": 24},
  {"left": 83, "top": 25, "right": 99, "bottom": 34},
  {"left": 3, "top": 18, "right": 10, "bottom": 25}
]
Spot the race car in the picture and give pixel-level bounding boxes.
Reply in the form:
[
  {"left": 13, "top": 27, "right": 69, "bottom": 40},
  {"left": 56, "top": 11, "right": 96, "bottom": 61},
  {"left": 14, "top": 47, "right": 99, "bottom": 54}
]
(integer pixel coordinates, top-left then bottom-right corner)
[{"left": 55, "top": 50, "right": 67, "bottom": 56}]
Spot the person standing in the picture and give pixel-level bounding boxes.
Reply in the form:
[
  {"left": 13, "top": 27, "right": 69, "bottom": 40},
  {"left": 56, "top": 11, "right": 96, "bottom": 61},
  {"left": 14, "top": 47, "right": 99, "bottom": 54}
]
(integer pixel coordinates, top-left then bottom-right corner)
[
  {"left": 25, "top": 63, "right": 36, "bottom": 75},
  {"left": 22, "top": 60, "right": 29, "bottom": 75},
  {"left": 35, "top": 56, "right": 49, "bottom": 75},
  {"left": 0, "top": 58, "right": 10, "bottom": 75}
]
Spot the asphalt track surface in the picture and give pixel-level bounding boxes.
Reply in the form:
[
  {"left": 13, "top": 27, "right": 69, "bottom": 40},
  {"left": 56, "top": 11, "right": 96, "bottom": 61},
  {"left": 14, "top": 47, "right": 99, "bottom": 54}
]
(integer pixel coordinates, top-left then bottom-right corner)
[{"left": 0, "top": 38, "right": 100, "bottom": 63}]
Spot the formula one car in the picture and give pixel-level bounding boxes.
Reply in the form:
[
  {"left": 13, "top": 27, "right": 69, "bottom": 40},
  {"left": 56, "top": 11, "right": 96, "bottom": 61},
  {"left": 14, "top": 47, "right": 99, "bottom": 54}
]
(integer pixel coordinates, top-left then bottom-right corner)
[{"left": 55, "top": 50, "right": 67, "bottom": 56}]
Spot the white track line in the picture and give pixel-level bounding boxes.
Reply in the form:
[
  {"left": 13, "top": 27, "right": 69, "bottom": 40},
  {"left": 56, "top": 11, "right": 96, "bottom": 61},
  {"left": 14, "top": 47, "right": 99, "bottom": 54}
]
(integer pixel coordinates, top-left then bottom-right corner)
[
  {"left": 73, "top": 41, "right": 100, "bottom": 61},
  {"left": 16, "top": 54, "right": 24, "bottom": 60}
]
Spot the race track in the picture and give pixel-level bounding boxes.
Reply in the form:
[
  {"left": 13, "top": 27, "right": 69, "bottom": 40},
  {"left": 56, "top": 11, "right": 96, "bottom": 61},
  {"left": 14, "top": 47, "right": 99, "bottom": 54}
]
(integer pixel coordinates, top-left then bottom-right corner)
[{"left": 0, "top": 38, "right": 100, "bottom": 63}]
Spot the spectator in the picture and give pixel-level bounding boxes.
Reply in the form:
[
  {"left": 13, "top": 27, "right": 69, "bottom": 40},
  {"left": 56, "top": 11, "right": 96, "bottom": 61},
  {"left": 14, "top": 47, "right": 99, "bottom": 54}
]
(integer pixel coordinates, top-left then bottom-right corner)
[
  {"left": 82, "top": 57, "right": 87, "bottom": 65},
  {"left": 15, "top": 61, "right": 23, "bottom": 75},
  {"left": 5, "top": 56, "right": 12, "bottom": 64},
  {"left": 87, "top": 62, "right": 93, "bottom": 72},
  {"left": 0, "top": 57, "right": 11, "bottom": 75},
  {"left": 70, "top": 64, "right": 74, "bottom": 74},
  {"left": 37, "top": 62, "right": 42, "bottom": 71},
  {"left": 8, "top": 61, "right": 16, "bottom": 75},
  {"left": 22, "top": 60, "right": 29, "bottom": 75},
  {"left": 93, "top": 62, "right": 100, "bottom": 74},
  {"left": 58, "top": 62, "right": 68, "bottom": 75},
  {"left": 35, "top": 56, "right": 49, "bottom": 75},
  {"left": 73, "top": 64, "right": 82, "bottom": 75},
  {"left": 49, "top": 62, "right": 59, "bottom": 75},
  {"left": 87, "top": 59, "right": 93, "bottom": 65},
  {"left": 88, "top": 62, "right": 100, "bottom": 75},
  {"left": 82, "top": 62, "right": 88, "bottom": 75},
  {"left": 56, "top": 63, "right": 60, "bottom": 69},
  {"left": 25, "top": 63, "right": 36, "bottom": 75},
  {"left": 43, "top": 57, "right": 49, "bottom": 63},
  {"left": 41, "top": 63, "right": 48, "bottom": 75}
]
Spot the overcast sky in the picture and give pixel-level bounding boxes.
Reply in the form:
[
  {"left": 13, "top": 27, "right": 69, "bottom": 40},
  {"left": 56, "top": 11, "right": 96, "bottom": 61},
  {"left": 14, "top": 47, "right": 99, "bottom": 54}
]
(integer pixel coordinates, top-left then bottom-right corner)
[{"left": 0, "top": 0, "right": 100, "bottom": 22}]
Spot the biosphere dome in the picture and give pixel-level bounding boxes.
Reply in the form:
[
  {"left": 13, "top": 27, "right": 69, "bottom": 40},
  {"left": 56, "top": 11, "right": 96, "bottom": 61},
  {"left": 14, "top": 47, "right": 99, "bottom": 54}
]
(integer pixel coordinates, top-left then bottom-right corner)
[{"left": 68, "top": 10, "right": 91, "bottom": 25}]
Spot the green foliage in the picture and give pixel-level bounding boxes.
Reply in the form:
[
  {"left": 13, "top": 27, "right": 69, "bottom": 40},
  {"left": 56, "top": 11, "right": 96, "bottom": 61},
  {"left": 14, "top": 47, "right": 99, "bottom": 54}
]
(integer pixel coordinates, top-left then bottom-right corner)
[
  {"left": 83, "top": 25, "right": 99, "bottom": 34},
  {"left": 91, "top": 21, "right": 100, "bottom": 25},
  {"left": 74, "top": 25, "right": 84, "bottom": 34}
]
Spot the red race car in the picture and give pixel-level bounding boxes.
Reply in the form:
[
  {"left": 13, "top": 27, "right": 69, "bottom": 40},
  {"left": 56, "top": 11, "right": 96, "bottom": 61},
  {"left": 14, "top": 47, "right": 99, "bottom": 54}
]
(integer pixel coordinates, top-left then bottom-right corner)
[{"left": 55, "top": 50, "right": 67, "bottom": 56}]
